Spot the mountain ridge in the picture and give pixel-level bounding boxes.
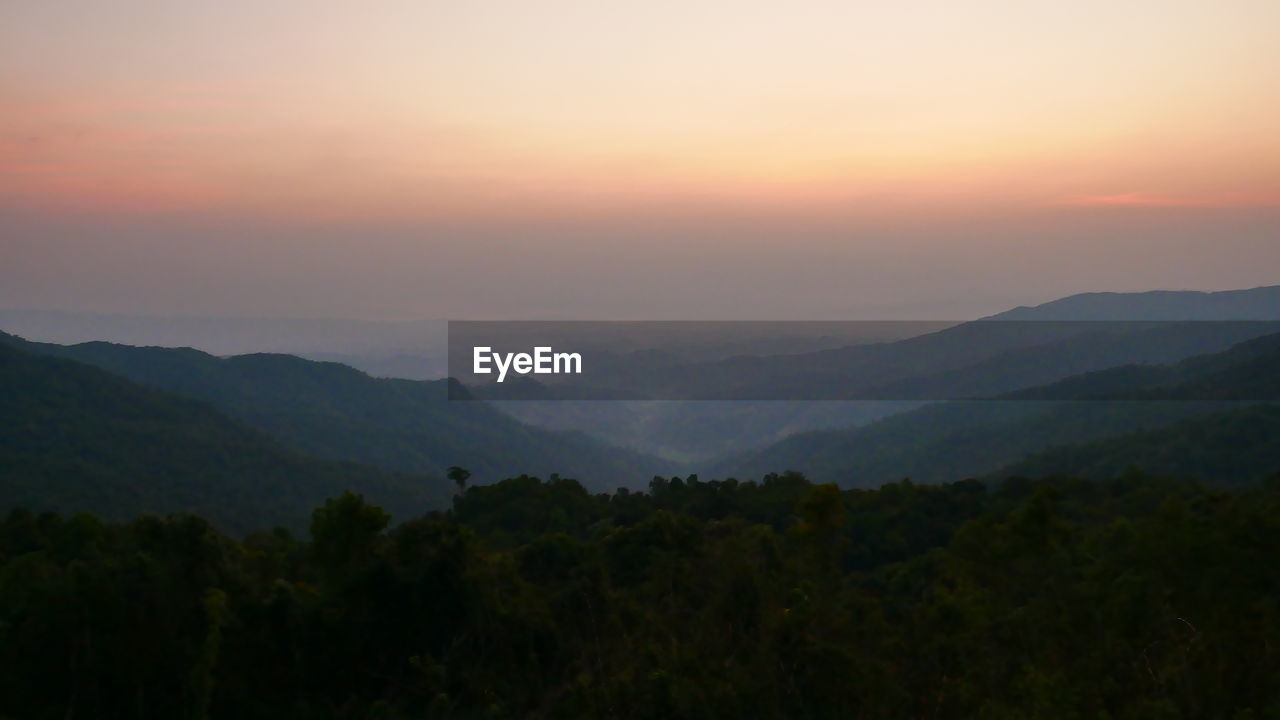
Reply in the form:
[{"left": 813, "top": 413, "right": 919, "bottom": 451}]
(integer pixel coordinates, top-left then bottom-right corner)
[
  {"left": 710, "top": 329, "right": 1280, "bottom": 486},
  {"left": 989, "top": 285, "right": 1280, "bottom": 321},
  {"left": 0, "top": 331, "right": 674, "bottom": 490},
  {"left": 0, "top": 341, "right": 448, "bottom": 532}
]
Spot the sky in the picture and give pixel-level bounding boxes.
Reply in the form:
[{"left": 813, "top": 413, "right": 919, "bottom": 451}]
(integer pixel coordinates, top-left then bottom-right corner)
[{"left": 2, "top": 0, "right": 1278, "bottom": 320}]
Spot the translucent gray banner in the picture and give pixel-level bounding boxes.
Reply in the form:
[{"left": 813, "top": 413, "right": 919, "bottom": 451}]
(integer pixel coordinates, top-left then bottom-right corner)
[{"left": 447, "top": 320, "right": 1280, "bottom": 401}]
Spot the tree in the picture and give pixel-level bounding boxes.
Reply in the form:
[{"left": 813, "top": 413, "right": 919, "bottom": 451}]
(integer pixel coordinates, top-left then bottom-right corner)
[
  {"left": 309, "top": 492, "right": 390, "bottom": 573},
  {"left": 447, "top": 466, "right": 471, "bottom": 493}
]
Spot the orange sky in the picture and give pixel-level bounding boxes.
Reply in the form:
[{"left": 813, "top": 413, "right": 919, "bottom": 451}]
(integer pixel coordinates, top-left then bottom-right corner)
[
  {"left": 3, "top": 0, "right": 1278, "bottom": 219},
  {"left": 1, "top": 0, "right": 1278, "bottom": 320}
]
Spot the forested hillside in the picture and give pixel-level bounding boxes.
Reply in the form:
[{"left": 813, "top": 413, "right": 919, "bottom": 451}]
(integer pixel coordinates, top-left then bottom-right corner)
[
  {"left": 4, "top": 298, "right": 1279, "bottom": 717},
  {"left": 3, "top": 472, "right": 1279, "bottom": 718},
  {"left": 717, "top": 331, "right": 1280, "bottom": 485},
  {"left": 995, "top": 403, "right": 1280, "bottom": 484},
  {"left": 0, "top": 332, "right": 672, "bottom": 489},
  {"left": 0, "top": 342, "right": 446, "bottom": 532}
]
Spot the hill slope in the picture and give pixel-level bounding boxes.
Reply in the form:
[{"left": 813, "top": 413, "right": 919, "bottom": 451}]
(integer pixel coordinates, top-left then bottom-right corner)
[
  {"left": 0, "top": 342, "right": 447, "bottom": 532},
  {"left": 991, "top": 285, "right": 1280, "bottom": 321},
  {"left": 0, "top": 332, "right": 673, "bottom": 489},
  {"left": 712, "top": 331, "right": 1280, "bottom": 486},
  {"left": 465, "top": 288, "right": 1280, "bottom": 464},
  {"left": 994, "top": 403, "right": 1280, "bottom": 485},
  {"left": 544, "top": 285, "right": 1280, "bottom": 402}
]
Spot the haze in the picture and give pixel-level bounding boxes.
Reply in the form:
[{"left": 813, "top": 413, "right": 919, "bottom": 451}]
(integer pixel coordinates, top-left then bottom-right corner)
[{"left": 2, "top": 0, "right": 1277, "bottom": 320}]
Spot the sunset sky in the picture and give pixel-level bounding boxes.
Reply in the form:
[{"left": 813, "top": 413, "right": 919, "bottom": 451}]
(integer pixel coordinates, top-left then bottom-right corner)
[{"left": 2, "top": 0, "right": 1278, "bottom": 319}]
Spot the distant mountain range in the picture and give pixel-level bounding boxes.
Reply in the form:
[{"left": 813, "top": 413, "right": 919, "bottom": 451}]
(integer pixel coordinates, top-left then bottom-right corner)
[
  {"left": 493, "top": 285, "right": 1280, "bottom": 459},
  {"left": 712, "top": 329, "right": 1280, "bottom": 486},
  {"left": 3, "top": 285, "right": 1279, "bottom": 530},
  {"left": 989, "top": 285, "right": 1280, "bottom": 321},
  {"left": 0, "top": 332, "right": 674, "bottom": 492},
  {"left": 0, "top": 309, "right": 451, "bottom": 379},
  {"left": 582, "top": 320, "right": 1280, "bottom": 402}
]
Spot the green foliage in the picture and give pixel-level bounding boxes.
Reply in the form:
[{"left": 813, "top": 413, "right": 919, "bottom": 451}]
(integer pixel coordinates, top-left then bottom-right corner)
[
  {"left": 4, "top": 472, "right": 1280, "bottom": 718},
  {"left": 0, "top": 342, "right": 446, "bottom": 533},
  {"left": 997, "top": 404, "right": 1280, "bottom": 485},
  {"left": 310, "top": 492, "right": 391, "bottom": 571}
]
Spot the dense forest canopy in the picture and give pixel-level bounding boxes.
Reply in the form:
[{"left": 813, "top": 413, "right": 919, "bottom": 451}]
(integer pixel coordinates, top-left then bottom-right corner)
[{"left": 3, "top": 470, "right": 1279, "bottom": 719}]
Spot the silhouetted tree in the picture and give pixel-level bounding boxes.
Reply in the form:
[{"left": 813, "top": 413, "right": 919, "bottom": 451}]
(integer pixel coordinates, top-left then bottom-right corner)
[{"left": 447, "top": 465, "right": 471, "bottom": 492}]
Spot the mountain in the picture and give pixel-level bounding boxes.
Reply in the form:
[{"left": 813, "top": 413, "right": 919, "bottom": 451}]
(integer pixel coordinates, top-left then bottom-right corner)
[
  {"left": 600, "top": 318, "right": 1280, "bottom": 401},
  {"left": 483, "top": 287, "right": 1280, "bottom": 460},
  {"left": 1003, "top": 330, "right": 1280, "bottom": 401},
  {"left": 708, "top": 400, "right": 1216, "bottom": 486},
  {"left": 464, "top": 287, "right": 1280, "bottom": 402},
  {"left": 0, "top": 309, "right": 451, "bottom": 379},
  {"left": 0, "top": 308, "right": 448, "bottom": 358},
  {"left": 843, "top": 320, "right": 1279, "bottom": 400},
  {"left": 711, "top": 330, "right": 1280, "bottom": 487},
  {"left": 0, "top": 341, "right": 446, "bottom": 532},
  {"left": 994, "top": 403, "right": 1280, "bottom": 485},
  {"left": 987, "top": 332, "right": 1280, "bottom": 483},
  {"left": 990, "top": 285, "right": 1280, "bottom": 321},
  {"left": 493, "top": 399, "right": 920, "bottom": 464},
  {"left": 0, "top": 332, "right": 673, "bottom": 490}
]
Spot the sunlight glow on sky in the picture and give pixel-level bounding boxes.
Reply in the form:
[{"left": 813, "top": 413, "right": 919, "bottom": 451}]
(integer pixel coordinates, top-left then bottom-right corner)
[
  {"left": 1, "top": 0, "right": 1277, "bottom": 319},
  {"left": 4, "top": 0, "right": 1277, "bottom": 217}
]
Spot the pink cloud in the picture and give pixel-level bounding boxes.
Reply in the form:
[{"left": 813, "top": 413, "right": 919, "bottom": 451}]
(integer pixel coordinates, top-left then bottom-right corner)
[{"left": 1054, "top": 192, "right": 1279, "bottom": 208}]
